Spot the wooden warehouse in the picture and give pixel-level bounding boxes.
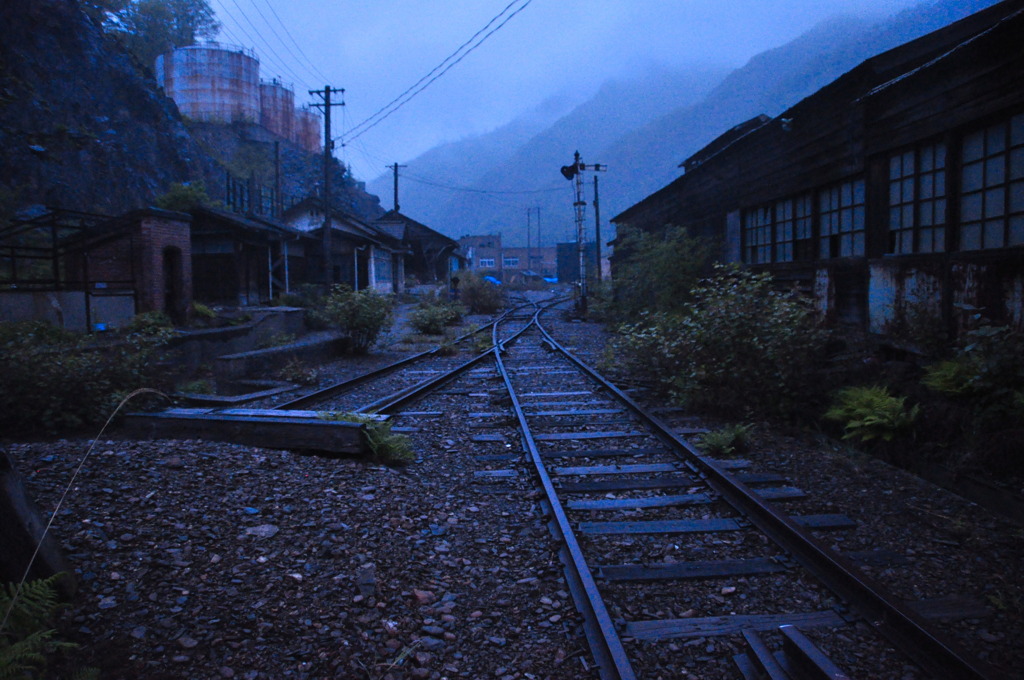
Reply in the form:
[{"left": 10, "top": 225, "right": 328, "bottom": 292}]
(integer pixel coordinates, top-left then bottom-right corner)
[{"left": 611, "top": 0, "right": 1024, "bottom": 338}]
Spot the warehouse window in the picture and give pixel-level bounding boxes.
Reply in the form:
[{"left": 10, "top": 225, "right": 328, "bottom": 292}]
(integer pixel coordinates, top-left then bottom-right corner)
[
  {"left": 775, "top": 194, "right": 813, "bottom": 262},
  {"left": 503, "top": 257, "right": 520, "bottom": 267},
  {"left": 960, "top": 113, "right": 1024, "bottom": 250},
  {"left": 888, "top": 142, "right": 947, "bottom": 254},
  {"left": 479, "top": 258, "right": 495, "bottom": 268},
  {"left": 819, "top": 178, "right": 865, "bottom": 258},
  {"left": 742, "top": 205, "right": 772, "bottom": 264}
]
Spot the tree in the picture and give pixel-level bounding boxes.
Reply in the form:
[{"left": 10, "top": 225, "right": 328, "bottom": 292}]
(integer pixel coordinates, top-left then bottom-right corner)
[
  {"left": 102, "top": 0, "right": 220, "bottom": 69},
  {"left": 611, "top": 224, "right": 711, "bottom": 317}
]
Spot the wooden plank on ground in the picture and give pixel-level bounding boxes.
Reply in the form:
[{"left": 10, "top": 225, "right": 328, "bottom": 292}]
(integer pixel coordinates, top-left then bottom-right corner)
[
  {"left": 558, "top": 477, "right": 693, "bottom": 493},
  {"left": 471, "top": 434, "right": 507, "bottom": 442},
  {"left": 535, "top": 431, "right": 646, "bottom": 441},
  {"left": 567, "top": 493, "right": 711, "bottom": 510},
  {"left": 121, "top": 410, "right": 365, "bottom": 455},
  {"left": 541, "top": 448, "right": 664, "bottom": 459},
  {"left": 735, "top": 472, "right": 790, "bottom": 485},
  {"left": 755, "top": 486, "right": 807, "bottom": 501},
  {"left": 554, "top": 463, "right": 679, "bottom": 476},
  {"left": 623, "top": 610, "right": 847, "bottom": 641},
  {"left": 908, "top": 596, "right": 992, "bottom": 621},
  {"left": 578, "top": 517, "right": 743, "bottom": 535},
  {"left": 596, "top": 557, "right": 788, "bottom": 582},
  {"left": 792, "top": 514, "right": 857, "bottom": 530},
  {"left": 526, "top": 409, "right": 624, "bottom": 417}
]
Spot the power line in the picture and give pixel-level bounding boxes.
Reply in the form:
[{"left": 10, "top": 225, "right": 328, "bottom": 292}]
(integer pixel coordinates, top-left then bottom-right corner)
[
  {"left": 402, "top": 172, "right": 566, "bottom": 196},
  {"left": 256, "top": 0, "right": 332, "bottom": 85},
  {"left": 221, "top": 0, "right": 312, "bottom": 89},
  {"left": 341, "top": 0, "right": 533, "bottom": 145},
  {"left": 246, "top": 0, "right": 330, "bottom": 87}
]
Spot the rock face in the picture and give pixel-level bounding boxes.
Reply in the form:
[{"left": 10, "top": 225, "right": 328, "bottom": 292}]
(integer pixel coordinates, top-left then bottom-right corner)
[{"left": 0, "top": 0, "right": 382, "bottom": 220}]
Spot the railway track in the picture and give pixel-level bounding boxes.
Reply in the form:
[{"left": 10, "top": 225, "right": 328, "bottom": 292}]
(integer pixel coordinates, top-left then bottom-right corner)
[{"left": 289, "top": 293, "right": 1001, "bottom": 679}]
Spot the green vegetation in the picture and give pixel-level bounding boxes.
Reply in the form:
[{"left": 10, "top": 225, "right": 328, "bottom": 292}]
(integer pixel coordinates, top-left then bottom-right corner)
[
  {"left": 0, "top": 316, "right": 173, "bottom": 434},
  {"left": 177, "top": 378, "right": 214, "bottom": 394},
  {"left": 276, "top": 357, "right": 320, "bottom": 386},
  {"left": 409, "top": 293, "right": 464, "bottom": 335},
  {"left": 825, "top": 386, "right": 920, "bottom": 443},
  {"left": 697, "top": 423, "right": 753, "bottom": 457},
  {"left": 457, "top": 272, "right": 504, "bottom": 314},
  {"left": 256, "top": 332, "right": 297, "bottom": 350},
  {"left": 615, "top": 265, "right": 827, "bottom": 419},
  {"left": 0, "top": 574, "right": 95, "bottom": 679},
  {"left": 99, "top": 0, "right": 220, "bottom": 69},
  {"left": 154, "top": 180, "right": 217, "bottom": 212},
  {"left": 610, "top": 225, "right": 712, "bottom": 317},
  {"left": 320, "top": 285, "right": 393, "bottom": 354},
  {"left": 319, "top": 413, "right": 415, "bottom": 466}
]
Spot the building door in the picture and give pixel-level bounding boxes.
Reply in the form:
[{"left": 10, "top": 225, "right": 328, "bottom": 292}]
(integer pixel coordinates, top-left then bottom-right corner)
[{"left": 163, "top": 247, "right": 184, "bottom": 323}]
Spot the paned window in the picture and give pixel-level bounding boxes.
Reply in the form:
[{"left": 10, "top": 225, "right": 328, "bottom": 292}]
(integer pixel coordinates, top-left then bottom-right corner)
[
  {"left": 819, "top": 178, "right": 865, "bottom": 258},
  {"left": 774, "top": 194, "right": 813, "bottom": 262},
  {"left": 960, "top": 113, "right": 1024, "bottom": 250},
  {"left": 479, "top": 258, "right": 495, "bottom": 268},
  {"left": 742, "top": 205, "right": 772, "bottom": 264},
  {"left": 888, "top": 143, "right": 947, "bottom": 254},
  {"left": 503, "top": 257, "right": 520, "bottom": 267}
]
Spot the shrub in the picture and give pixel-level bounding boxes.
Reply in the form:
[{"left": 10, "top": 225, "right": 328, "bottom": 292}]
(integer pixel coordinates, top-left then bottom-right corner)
[
  {"left": 922, "top": 323, "right": 1024, "bottom": 433},
  {"left": 825, "top": 385, "right": 920, "bottom": 443},
  {"left": 610, "top": 224, "right": 712, "bottom": 318},
  {"left": 697, "top": 423, "right": 753, "bottom": 457},
  {"left": 615, "top": 265, "right": 827, "bottom": 418},
  {"left": 0, "top": 316, "right": 172, "bottom": 434},
  {"left": 409, "top": 303, "right": 463, "bottom": 335},
  {"left": 458, "top": 272, "right": 504, "bottom": 314},
  {"left": 276, "top": 358, "right": 320, "bottom": 386},
  {"left": 320, "top": 285, "right": 393, "bottom": 353}
]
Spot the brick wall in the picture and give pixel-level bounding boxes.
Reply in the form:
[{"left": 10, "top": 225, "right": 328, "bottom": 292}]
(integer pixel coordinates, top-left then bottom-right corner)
[{"left": 132, "top": 209, "right": 193, "bottom": 322}]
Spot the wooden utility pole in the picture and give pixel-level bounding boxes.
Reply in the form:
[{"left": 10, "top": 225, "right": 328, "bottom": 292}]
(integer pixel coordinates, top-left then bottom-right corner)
[
  {"left": 593, "top": 175, "right": 602, "bottom": 283},
  {"left": 390, "top": 162, "right": 407, "bottom": 212},
  {"left": 310, "top": 85, "right": 344, "bottom": 285}
]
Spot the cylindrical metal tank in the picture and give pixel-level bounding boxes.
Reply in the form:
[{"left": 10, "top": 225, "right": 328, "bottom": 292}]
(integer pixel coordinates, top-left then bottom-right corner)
[
  {"left": 155, "top": 43, "right": 261, "bottom": 123},
  {"left": 292, "top": 106, "right": 322, "bottom": 154},
  {"left": 259, "top": 78, "right": 295, "bottom": 140}
]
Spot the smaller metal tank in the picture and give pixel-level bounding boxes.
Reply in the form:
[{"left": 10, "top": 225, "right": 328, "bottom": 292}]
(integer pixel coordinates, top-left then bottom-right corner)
[
  {"left": 259, "top": 78, "right": 295, "bottom": 140},
  {"left": 293, "top": 106, "right": 322, "bottom": 154}
]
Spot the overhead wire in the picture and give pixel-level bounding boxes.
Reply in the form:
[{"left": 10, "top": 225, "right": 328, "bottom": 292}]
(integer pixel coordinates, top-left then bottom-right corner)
[
  {"left": 256, "top": 0, "right": 332, "bottom": 85},
  {"left": 245, "top": 0, "right": 331, "bottom": 87},
  {"left": 219, "top": 0, "right": 312, "bottom": 89},
  {"left": 341, "top": 0, "right": 533, "bottom": 145}
]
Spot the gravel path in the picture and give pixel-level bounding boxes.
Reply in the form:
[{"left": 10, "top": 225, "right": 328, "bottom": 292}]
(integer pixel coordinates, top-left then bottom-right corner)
[{"left": 4, "top": 302, "right": 1023, "bottom": 679}]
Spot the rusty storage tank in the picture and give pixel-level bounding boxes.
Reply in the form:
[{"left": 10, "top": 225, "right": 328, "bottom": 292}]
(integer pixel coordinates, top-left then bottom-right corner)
[
  {"left": 293, "top": 106, "right": 322, "bottom": 153},
  {"left": 259, "top": 78, "right": 295, "bottom": 140},
  {"left": 155, "top": 43, "right": 261, "bottom": 123}
]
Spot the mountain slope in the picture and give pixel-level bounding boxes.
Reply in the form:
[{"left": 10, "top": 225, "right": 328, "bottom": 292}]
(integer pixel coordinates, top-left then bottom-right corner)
[{"left": 372, "top": 0, "right": 1001, "bottom": 247}]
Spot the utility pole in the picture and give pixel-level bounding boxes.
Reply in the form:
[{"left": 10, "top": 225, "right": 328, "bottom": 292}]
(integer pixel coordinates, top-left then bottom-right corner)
[
  {"left": 526, "top": 208, "right": 531, "bottom": 277},
  {"left": 390, "top": 162, "right": 407, "bottom": 212},
  {"left": 593, "top": 175, "right": 602, "bottom": 283},
  {"left": 309, "top": 85, "right": 344, "bottom": 286},
  {"left": 560, "top": 151, "right": 605, "bottom": 313}
]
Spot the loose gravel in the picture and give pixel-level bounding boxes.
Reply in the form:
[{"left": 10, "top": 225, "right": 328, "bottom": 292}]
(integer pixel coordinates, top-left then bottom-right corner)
[{"left": 3, "top": 302, "right": 1023, "bottom": 679}]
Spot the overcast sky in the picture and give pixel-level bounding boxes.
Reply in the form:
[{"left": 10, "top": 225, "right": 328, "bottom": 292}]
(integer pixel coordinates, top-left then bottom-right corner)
[{"left": 207, "top": 0, "right": 921, "bottom": 182}]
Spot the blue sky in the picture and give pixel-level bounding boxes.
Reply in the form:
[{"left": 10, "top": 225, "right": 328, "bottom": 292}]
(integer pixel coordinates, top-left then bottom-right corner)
[{"left": 207, "top": 0, "right": 920, "bottom": 182}]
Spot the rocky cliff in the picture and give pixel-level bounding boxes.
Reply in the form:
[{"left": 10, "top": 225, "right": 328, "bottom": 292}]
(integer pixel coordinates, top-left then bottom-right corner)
[{"left": 0, "top": 0, "right": 381, "bottom": 222}]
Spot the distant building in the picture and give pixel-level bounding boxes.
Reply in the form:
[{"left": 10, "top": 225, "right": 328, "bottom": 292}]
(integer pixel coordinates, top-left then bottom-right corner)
[
  {"left": 459, "top": 234, "right": 557, "bottom": 281},
  {"left": 612, "top": 0, "right": 1024, "bottom": 338},
  {"left": 374, "top": 211, "right": 463, "bottom": 284}
]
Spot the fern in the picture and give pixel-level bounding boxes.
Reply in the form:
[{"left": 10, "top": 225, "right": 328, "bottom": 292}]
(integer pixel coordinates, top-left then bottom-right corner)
[
  {"left": 825, "top": 386, "right": 919, "bottom": 443},
  {"left": 0, "top": 574, "right": 75, "bottom": 678},
  {"left": 318, "top": 412, "right": 415, "bottom": 465}
]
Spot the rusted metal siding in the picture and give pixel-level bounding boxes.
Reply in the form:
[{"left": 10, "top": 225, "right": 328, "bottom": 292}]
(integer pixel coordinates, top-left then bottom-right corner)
[
  {"left": 292, "top": 107, "right": 321, "bottom": 154},
  {"left": 155, "top": 43, "right": 260, "bottom": 124},
  {"left": 259, "top": 79, "right": 295, "bottom": 141}
]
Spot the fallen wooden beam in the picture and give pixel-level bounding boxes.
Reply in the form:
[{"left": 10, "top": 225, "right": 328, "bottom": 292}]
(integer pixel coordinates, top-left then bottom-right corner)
[{"left": 121, "top": 408, "right": 368, "bottom": 455}]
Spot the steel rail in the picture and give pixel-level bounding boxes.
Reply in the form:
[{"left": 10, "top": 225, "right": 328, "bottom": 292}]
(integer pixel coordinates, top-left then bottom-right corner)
[
  {"left": 494, "top": 310, "right": 637, "bottom": 680},
  {"left": 361, "top": 298, "right": 553, "bottom": 416},
  {"left": 534, "top": 312, "right": 999, "bottom": 680},
  {"left": 274, "top": 300, "right": 533, "bottom": 411}
]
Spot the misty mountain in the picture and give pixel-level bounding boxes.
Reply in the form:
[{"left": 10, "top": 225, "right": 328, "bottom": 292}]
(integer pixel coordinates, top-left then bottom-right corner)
[{"left": 367, "top": 0, "right": 1001, "bottom": 247}]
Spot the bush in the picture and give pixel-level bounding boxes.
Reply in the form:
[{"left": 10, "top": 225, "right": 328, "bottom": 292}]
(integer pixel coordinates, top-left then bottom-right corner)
[
  {"left": 0, "top": 574, "right": 85, "bottom": 678},
  {"left": 0, "top": 316, "right": 172, "bottom": 434},
  {"left": 697, "top": 423, "right": 753, "bottom": 457},
  {"left": 825, "top": 386, "right": 920, "bottom": 443},
  {"left": 320, "top": 285, "right": 393, "bottom": 353},
  {"left": 409, "top": 302, "right": 463, "bottom": 335},
  {"left": 458, "top": 272, "right": 504, "bottom": 314},
  {"left": 610, "top": 224, "right": 712, "bottom": 318},
  {"left": 319, "top": 413, "right": 414, "bottom": 466},
  {"left": 615, "top": 265, "right": 827, "bottom": 419},
  {"left": 922, "top": 323, "right": 1024, "bottom": 434}
]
